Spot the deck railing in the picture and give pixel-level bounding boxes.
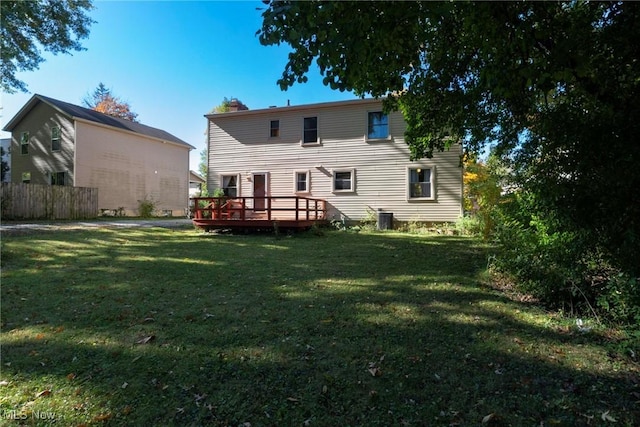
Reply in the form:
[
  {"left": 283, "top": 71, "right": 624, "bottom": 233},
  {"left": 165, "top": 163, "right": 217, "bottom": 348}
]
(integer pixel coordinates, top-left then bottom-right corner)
[{"left": 190, "top": 196, "right": 327, "bottom": 222}]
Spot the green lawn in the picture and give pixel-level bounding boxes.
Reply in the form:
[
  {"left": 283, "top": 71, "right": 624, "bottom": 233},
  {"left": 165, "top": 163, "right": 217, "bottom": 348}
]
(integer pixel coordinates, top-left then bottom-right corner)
[{"left": 1, "top": 227, "right": 637, "bottom": 426}]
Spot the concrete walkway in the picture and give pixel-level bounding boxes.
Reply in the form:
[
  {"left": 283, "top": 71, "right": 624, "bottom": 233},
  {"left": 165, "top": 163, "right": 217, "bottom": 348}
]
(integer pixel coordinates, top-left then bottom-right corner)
[{"left": 0, "top": 218, "right": 193, "bottom": 235}]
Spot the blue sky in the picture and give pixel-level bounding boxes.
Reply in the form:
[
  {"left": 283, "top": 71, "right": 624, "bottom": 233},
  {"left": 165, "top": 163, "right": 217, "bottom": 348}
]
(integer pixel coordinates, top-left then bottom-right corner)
[{"left": 0, "top": 0, "right": 357, "bottom": 169}]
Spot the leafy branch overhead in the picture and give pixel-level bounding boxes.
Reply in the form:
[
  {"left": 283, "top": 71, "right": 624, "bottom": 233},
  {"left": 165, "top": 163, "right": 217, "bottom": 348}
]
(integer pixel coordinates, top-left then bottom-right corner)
[{"left": 0, "top": 0, "right": 95, "bottom": 93}]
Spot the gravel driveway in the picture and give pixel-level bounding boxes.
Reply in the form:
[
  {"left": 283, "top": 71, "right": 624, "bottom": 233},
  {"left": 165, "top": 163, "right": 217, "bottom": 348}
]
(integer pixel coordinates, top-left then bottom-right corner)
[{"left": 0, "top": 218, "right": 193, "bottom": 235}]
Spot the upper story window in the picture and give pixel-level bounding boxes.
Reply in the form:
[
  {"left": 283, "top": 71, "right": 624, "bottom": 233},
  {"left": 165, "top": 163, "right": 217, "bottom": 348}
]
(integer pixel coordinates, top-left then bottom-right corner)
[
  {"left": 303, "top": 116, "right": 318, "bottom": 144},
  {"left": 20, "top": 131, "right": 29, "bottom": 155},
  {"left": 51, "top": 171, "right": 66, "bottom": 186},
  {"left": 51, "top": 126, "right": 61, "bottom": 151},
  {"left": 221, "top": 174, "right": 239, "bottom": 197},
  {"left": 333, "top": 169, "right": 355, "bottom": 193},
  {"left": 294, "top": 170, "right": 309, "bottom": 193},
  {"left": 367, "top": 111, "right": 389, "bottom": 140},
  {"left": 408, "top": 167, "right": 434, "bottom": 200},
  {"left": 270, "top": 120, "right": 280, "bottom": 138}
]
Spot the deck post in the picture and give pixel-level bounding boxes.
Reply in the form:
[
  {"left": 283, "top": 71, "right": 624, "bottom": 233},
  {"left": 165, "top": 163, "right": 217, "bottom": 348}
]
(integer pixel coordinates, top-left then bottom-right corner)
[{"left": 295, "top": 197, "right": 299, "bottom": 221}]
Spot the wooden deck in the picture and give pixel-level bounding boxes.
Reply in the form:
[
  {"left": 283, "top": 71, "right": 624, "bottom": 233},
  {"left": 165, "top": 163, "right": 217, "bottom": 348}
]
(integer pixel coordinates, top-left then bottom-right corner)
[{"left": 190, "top": 196, "right": 327, "bottom": 231}]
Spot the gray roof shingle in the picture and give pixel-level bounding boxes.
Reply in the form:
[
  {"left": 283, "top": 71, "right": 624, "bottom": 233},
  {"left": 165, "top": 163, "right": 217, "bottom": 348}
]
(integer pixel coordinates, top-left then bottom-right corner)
[{"left": 3, "top": 94, "right": 193, "bottom": 149}]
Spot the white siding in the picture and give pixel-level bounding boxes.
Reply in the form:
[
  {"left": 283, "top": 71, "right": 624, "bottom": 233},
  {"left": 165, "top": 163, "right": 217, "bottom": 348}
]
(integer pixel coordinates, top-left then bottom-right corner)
[
  {"left": 75, "top": 121, "right": 190, "bottom": 216},
  {"left": 207, "top": 99, "right": 462, "bottom": 222}
]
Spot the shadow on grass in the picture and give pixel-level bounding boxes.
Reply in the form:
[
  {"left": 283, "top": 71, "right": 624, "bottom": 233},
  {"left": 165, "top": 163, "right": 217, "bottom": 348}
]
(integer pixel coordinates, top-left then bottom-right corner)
[{"left": 1, "top": 229, "right": 638, "bottom": 426}]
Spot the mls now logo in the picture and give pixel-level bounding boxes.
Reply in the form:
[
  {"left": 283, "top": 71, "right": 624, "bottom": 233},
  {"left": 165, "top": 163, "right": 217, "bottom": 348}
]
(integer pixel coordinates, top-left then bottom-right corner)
[{"left": 2, "top": 410, "right": 60, "bottom": 420}]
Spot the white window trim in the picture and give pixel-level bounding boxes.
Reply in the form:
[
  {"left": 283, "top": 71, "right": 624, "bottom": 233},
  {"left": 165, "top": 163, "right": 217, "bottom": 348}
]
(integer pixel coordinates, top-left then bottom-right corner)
[
  {"left": 269, "top": 119, "right": 280, "bottom": 139},
  {"left": 293, "top": 170, "right": 310, "bottom": 194},
  {"left": 365, "top": 110, "right": 392, "bottom": 142},
  {"left": 332, "top": 168, "right": 356, "bottom": 193},
  {"left": 51, "top": 126, "right": 61, "bottom": 152},
  {"left": 20, "top": 131, "right": 29, "bottom": 155},
  {"left": 406, "top": 166, "right": 436, "bottom": 201},
  {"left": 220, "top": 173, "right": 241, "bottom": 197},
  {"left": 301, "top": 115, "right": 321, "bottom": 146},
  {"left": 50, "top": 171, "right": 66, "bottom": 186}
]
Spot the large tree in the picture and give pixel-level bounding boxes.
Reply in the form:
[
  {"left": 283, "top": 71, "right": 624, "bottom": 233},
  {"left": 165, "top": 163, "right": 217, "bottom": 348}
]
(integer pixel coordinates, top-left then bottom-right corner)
[
  {"left": 259, "top": 1, "right": 640, "bottom": 276},
  {"left": 83, "top": 82, "right": 139, "bottom": 122},
  {"left": 0, "top": 0, "right": 94, "bottom": 93}
]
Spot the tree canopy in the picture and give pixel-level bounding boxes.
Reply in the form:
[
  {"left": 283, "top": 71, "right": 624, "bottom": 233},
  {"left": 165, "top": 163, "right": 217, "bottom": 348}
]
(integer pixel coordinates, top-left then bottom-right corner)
[
  {"left": 0, "top": 0, "right": 94, "bottom": 93},
  {"left": 83, "top": 83, "right": 139, "bottom": 122},
  {"left": 259, "top": 1, "right": 639, "bottom": 316}
]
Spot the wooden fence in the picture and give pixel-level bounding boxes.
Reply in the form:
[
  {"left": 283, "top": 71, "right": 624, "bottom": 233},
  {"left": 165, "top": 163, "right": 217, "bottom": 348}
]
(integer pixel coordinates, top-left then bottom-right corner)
[{"left": 1, "top": 183, "right": 98, "bottom": 220}]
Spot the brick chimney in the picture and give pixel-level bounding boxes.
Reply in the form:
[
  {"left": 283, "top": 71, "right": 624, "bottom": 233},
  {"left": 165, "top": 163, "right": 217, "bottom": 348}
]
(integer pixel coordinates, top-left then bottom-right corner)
[{"left": 228, "top": 98, "right": 249, "bottom": 112}]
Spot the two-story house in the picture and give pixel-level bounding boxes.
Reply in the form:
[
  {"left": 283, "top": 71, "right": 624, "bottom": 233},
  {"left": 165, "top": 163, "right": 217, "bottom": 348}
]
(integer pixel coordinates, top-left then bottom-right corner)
[
  {"left": 205, "top": 98, "right": 462, "bottom": 225},
  {"left": 3, "top": 94, "right": 194, "bottom": 216}
]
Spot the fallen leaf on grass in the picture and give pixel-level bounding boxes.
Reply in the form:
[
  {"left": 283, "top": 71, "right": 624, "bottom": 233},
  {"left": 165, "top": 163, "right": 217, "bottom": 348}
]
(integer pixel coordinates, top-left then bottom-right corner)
[
  {"left": 136, "top": 335, "right": 155, "bottom": 345},
  {"left": 35, "top": 333, "right": 45, "bottom": 340},
  {"left": 66, "top": 373, "right": 76, "bottom": 380},
  {"left": 0, "top": 380, "right": 9, "bottom": 386},
  {"left": 35, "top": 389, "right": 51, "bottom": 398},
  {"left": 601, "top": 410, "right": 617, "bottom": 422},
  {"left": 121, "top": 382, "right": 128, "bottom": 389},
  {"left": 368, "top": 367, "right": 382, "bottom": 377},
  {"left": 122, "top": 405, "right": 133, "bottom": 415},
  {"left": 482, "top": 413, "right": 495, "bottom": 424},
  {"left": 286, "top": 397, "right": 300, "bottom": 402},
  {"left": 93, "top": 413, "right": 112, "bottom": 421}
]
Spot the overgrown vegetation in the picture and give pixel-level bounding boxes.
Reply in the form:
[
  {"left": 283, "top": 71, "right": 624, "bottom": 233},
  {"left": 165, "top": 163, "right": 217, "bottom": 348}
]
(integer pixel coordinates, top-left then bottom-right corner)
[
  {"left": 1, "top": 228, "right": 637, "bottom": 425},
  {"left": 137, "top": 196, "right": 157, "bottom": 218},
  {"left": 463, "top": 156, "right": 640, "bottom": 328}
]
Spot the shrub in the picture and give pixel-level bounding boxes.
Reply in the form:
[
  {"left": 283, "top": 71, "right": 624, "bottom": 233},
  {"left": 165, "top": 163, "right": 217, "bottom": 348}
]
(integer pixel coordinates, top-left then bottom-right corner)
[
  {"left": 454, "top": 215, "right": 483, "bottom": 236},
  {"left": 137, "top": 196, "right": 157, "bottom": 218},
  {"left": 492, "top": 191, "right": 640, "bottom": 326}
]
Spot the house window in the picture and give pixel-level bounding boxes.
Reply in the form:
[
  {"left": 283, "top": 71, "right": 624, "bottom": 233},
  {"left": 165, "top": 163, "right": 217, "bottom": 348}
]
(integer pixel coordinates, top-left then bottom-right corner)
[
  {"left": 333, "top": 169, "right": 355, "bottom": 192},
  {"left": 408, "top": 167, "right": 434, "bottom": 199},
  {"left": 295, "top": 170, "right": 309, "bottom": 193},
  {"left": 21, "top": 172, "right": 31, "bottom": 183},
  {"left": 221, "top": 174, "right": 238, "bottom": 197},
  {"left": 20, "top": 132, "right": 29, "bottom": 155},
  {"left": 270, "top": 120, "right": 280, "bottom": 138},
  {"left": 367, "top": 112, "right": 389, "bottom": 139},
  {"left": 51, "top": 126, "right": 61, "bottom": 151},
  {"left": 51, "top": 171, "right": 66, "bottom": 186},
  {"left": 303, "top": 116, "right": 318, "bottom": 144}
]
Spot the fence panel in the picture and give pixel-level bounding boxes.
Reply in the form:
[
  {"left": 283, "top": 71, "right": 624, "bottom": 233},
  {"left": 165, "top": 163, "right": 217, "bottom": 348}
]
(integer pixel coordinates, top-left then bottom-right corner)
[{"left": 1, "top": 183, "right": 98, "bottom": 220}]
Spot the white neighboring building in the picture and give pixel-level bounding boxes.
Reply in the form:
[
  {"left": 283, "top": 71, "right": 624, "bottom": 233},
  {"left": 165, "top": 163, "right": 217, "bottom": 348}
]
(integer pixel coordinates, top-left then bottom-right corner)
[{"left": 3, "top": 94, "right": 194, "bottom": 216}]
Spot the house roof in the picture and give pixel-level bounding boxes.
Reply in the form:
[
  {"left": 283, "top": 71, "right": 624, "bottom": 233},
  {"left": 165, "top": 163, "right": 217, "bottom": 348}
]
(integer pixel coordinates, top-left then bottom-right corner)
[
  {"left": 205, "top": 97, "right": 384, "bottom": 120},
  {"left": 189, "top": 170, "right": 205, "bottom": 183},
  {"left": 3, "top": 94, "right": 194, "bottom": 149}
]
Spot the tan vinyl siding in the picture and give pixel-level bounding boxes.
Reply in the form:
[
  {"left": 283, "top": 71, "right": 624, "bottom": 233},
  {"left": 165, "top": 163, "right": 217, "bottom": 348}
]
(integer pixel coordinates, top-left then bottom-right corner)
[
  {"left": 10, "top": 102, "right": 75, "bottom": 185},
  {"left": 74, "top": 121, "right": 190, "bottom": 216},
  {"left": 207, "top": 99, "right": 462, "bottom": 222}
]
